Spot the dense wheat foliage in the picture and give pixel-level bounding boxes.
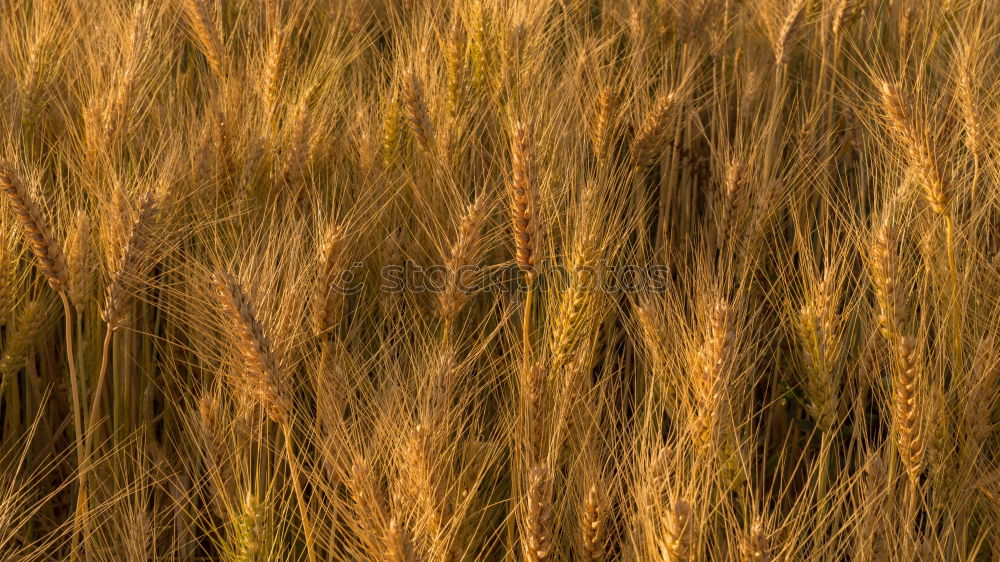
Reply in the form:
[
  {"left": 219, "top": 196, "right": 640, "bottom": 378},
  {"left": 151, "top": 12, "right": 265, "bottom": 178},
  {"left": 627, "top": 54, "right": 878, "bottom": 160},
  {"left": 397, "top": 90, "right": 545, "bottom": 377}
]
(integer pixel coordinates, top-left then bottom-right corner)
[{"left": 1, "top": 0, "right": 1000, "bottom": 559}]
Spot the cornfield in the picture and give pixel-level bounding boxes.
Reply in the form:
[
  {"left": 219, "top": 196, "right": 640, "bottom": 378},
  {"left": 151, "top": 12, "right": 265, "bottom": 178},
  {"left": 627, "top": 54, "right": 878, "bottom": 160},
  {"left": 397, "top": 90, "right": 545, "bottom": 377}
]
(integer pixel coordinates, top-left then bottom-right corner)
[{"left": 0, "top": 0, "right": 998, "bottom": 559}]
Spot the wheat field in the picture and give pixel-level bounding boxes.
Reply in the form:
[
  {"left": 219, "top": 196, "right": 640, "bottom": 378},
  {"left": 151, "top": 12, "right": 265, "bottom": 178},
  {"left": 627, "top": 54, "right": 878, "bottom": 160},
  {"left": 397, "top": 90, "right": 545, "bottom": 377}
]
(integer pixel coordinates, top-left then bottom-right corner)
[{"left": 0, "top": 0, "right": 998, "bottom": 560}]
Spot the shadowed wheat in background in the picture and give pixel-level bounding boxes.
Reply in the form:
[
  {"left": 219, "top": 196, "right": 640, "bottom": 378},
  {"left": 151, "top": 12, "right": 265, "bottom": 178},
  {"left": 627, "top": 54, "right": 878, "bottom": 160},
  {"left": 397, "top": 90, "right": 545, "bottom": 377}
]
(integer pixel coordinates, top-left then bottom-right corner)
[{"left": 0, "top": 0, "right": 998, "bottom": 560}]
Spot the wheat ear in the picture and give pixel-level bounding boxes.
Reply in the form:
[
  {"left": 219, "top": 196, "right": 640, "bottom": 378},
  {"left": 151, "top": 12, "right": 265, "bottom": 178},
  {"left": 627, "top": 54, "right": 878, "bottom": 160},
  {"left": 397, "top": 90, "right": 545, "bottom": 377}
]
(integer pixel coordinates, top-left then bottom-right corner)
[
  {"left": 182, "top": 0, "right": 226, "bottom": 80},
  {"left": 661, "top": 499, "right": 693, "bottom": 561},
  {"left": 211, "top": 268, "right": 316, "bottom": 561},
  {"left": 439, "top": 193, "right": 488, "bottom": 334},
  {"left": 630, "top": 89, "right": 681, "bottom": 168},
  {"left": 102, "top": 191, "right": 159, "bottom": 331},
  {"left": 0, "top": 160, "right": 68, "bottom": 291},
  {"left": 878, "top": 81, "right": 950, "bottom": 215},
  {"left": 739, "top": 520, "right": 770, "bottom": 562},
  {"left": 894, "top": 336, "right": 925, "bottom": 485},
  {"left": 588, "top": 85, "right": 619, "bottom": 161},
  {"left": 401, "top": 69, "right": 434, "bottom": 154},
  {"left": 509, "top": 120, "right": 541, "bottom": 281},
  {"left": 523, "top": 463, "right": 554, "bottom": 562},
  {"left": 774, "top": 0, "right": 806, "bottom": 66},
  {"left": 310, "top": 224, "right": 347, "bottom": 337},
  {"left": 579, "top": 481, "right": 606, "bottom": 561},
  {"left": 211, "top": 268, "right": 288, "bottom": 422}
]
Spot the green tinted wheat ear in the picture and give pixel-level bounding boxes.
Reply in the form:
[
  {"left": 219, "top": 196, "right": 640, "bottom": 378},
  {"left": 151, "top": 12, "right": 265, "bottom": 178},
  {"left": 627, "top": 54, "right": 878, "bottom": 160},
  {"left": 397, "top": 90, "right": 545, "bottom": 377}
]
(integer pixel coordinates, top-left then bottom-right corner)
[
  {"left": 894, "top": 337, "right": 925, "bottom": 485},
  {"left": 382, "top": 89, "right": 402, "bottom": 165},
  {"left": 631, "top": 89, "right": 681, "bottom": 168},
  {"left": 102, "top": 191, "right": 159, "bottom": 331},
  {"left": 0, "top": 161, "right": 68, "bottom": 292},
  {"left": 211, "top": 269, "right": 289, "bottom": 423},
  {"left": 509, "top": 120, "right": 541, "bottom": 281},
  {"left": 233, "top": 492, "right": 266, "bottom": 562}
]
